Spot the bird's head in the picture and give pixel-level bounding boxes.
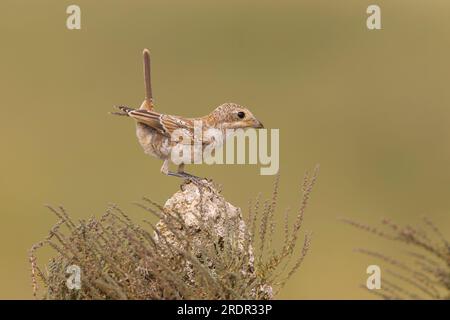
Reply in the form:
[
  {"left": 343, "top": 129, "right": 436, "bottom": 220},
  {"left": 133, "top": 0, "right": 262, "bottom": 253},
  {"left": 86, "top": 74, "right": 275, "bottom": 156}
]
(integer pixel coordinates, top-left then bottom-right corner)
[{"left": 209, "top": 103, "right": 264, "bottom": 130}]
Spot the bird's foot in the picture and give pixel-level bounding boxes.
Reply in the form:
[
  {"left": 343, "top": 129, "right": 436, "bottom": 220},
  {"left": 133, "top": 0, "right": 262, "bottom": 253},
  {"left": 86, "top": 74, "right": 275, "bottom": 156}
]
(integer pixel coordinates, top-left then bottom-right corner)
[{"left": 185, "top": 175, "right": 208, "bottom": 187}]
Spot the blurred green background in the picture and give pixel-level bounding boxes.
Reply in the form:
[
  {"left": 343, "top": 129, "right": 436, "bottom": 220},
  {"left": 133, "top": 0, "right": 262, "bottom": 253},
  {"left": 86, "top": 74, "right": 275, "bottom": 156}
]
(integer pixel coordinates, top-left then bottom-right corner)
[{"left": 1, "top": 0, "right": 450, "bottom": 299}]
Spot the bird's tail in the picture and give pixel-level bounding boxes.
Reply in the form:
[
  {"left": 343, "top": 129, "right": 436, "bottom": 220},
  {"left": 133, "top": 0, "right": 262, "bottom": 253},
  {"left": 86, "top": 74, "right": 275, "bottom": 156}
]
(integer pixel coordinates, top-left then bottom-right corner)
[{"left": 110, "top": 105, "right": 135, "bottom": 116}]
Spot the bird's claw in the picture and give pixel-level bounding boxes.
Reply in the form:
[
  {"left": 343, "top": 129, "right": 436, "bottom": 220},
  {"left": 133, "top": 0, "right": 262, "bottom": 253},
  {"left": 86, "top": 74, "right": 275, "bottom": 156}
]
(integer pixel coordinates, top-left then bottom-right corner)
[{"left": 181, "top": 173, "right": 208, "bottom": 187}]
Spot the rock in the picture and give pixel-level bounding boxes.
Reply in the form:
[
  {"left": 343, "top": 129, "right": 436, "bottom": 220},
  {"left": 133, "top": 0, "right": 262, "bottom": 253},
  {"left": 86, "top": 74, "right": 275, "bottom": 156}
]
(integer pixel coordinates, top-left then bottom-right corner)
[{"left": 154, "top": 179, "right": 273, "bottom": 299}]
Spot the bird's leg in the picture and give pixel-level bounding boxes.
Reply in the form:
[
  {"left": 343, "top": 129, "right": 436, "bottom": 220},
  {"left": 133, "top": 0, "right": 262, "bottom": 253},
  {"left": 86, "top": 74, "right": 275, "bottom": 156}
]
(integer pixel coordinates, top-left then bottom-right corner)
[
  {"left": 177, "top": 163, "right": 203, "bottom": 179},
  {"left": 161, "top": 160, "right": 205, "bottom": 185},
  {"left": 176, "top": 164, "right": 206, "bottom": 183},
  {"left": 161, "top": 159, "right": 183, "bottom": 178}
]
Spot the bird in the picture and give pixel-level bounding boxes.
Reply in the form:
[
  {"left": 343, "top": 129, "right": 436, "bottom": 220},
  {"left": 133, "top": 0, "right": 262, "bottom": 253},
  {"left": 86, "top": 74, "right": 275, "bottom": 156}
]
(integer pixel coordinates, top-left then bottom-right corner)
[{"left": 112, "top": 49, "right": 264, "bottom": 181}]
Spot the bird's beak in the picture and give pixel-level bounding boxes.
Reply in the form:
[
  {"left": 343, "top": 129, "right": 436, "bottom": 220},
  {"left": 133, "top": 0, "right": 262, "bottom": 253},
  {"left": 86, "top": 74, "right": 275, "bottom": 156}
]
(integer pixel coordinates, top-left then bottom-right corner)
[{"left": 254, "top": 120, "right": 264, "bottom": 129}]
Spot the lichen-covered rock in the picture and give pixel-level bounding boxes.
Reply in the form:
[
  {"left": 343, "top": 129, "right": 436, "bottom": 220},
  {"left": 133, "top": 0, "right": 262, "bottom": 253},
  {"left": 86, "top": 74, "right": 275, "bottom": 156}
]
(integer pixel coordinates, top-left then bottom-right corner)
[
  {"left": 154, "top": 179, "right": 273, "bottom": 299},
  {"left": 160, "top": 181, "right": 247, "bottom": 246},
  {"left": 155, "top": 180, "right": 253, "bottom": 265}
]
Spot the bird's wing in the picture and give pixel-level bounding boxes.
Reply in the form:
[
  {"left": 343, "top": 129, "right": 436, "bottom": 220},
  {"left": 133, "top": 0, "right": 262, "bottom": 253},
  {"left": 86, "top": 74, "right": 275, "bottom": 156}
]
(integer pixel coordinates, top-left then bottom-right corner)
[
  {"left": 127, "top": 109, "right": 166, "bottom": 134},
  {"left": 160, "top": 115, "right": 194, "bottom": 135},
  {"left": 128, "top": 109, "right": 196, "bottom": 143}
]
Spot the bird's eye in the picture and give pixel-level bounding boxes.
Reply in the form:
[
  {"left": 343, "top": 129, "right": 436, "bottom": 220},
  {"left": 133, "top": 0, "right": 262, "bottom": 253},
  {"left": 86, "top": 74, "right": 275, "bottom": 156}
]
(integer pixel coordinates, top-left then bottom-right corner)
[{"left": 237, "top": 111, "right": 245, "bottom": 119}]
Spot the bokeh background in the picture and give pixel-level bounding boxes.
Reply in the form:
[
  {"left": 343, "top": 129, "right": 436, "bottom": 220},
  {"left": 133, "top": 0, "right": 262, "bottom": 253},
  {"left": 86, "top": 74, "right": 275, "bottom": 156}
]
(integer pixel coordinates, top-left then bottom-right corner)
[{"left": 1, "top": 0, "right": 450, "bottom": 299}]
